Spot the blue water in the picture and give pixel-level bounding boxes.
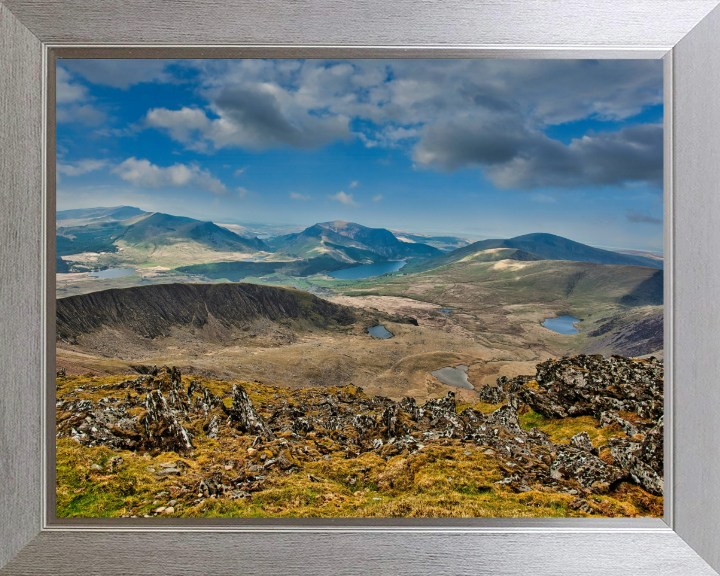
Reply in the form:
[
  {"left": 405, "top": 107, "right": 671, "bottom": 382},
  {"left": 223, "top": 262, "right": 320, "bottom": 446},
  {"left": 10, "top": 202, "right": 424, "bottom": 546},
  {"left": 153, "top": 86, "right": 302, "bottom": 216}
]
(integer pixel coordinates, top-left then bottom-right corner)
[
  {"left": 542, "top": 315, "right": 580, "bottom": 335},
  {"left": 439, "top": 309, "right": 454, "bottom": 313},
  {"left": 328, "top": 260, "right": 406, "bottom": 280},
  {"left": 87, "top": 267, "right": 136, "bottom": 279},
  {"left": 368, "top": 325, "right": 394, "bottom": 339},
  {"left": 431, "top": 365, "right": 475, "bottom": 390}
]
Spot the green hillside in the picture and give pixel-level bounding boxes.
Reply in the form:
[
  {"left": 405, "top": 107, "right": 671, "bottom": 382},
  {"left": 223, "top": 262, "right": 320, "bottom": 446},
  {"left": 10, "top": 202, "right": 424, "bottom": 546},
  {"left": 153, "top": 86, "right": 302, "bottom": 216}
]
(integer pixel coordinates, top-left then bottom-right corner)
[
  {"left": 272, "top": 221, "right": 441, "bottom": 261},
  {"left": 405, "top": 233, "right": 662, "bottom": 274}
]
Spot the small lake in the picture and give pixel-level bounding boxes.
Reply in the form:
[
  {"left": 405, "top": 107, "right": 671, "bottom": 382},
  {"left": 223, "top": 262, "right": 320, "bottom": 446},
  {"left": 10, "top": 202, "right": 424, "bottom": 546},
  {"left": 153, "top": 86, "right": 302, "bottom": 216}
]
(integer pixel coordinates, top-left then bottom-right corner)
[
  {"left": 542, "top": 315, "right": 580, "bottom": 335},
  {"left": 439, "top": 309, "right": 454, "bottom": 313},
  {"left": 368, "top": 325, "right": 394, "bottom": 339},
  {"left": 328, "top": 260, "right": 406, "bottom": 280},
  {"left": 87, "top": 267, "right": 136, "bottom": 279},
  {"left": 431, "top": 365, "right": 475, "bottom": 390}
]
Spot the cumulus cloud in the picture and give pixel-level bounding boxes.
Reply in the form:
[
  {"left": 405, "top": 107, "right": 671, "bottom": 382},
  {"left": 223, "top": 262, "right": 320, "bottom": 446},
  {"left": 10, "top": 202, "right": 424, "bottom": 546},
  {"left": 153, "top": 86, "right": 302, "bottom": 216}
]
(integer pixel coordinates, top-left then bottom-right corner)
[
  {"left": 488, "top": 124, "right": 663, "bottom": 190},
  {"left": 290, "top": 192, "right": 311, "bottom": 201},
  {"left": 138, "top": 58, "right": 662, "bottom": 189},
  {"left": 415, "top": 119, "right": 663, "bottom": 190},
  {"left": 56, "top": 159, "right": 108, "bottom": 176},
  {"left": 112, "top": 157, "right": 227, "bottom": 194},
  {"left": 56, "top": 67, "right": 108, "bottom": 126},
  {"left": 328, "top": 191, "right": 359, "bottom": 207},
  {"left": 56, "top": 67, "right": 87, "bottom": 104},
  {"left": 145, "top": 107, "right": 210, "bottom": 146},
  {"left": 146, "top": 83, "right": 351, "bottom": 151},
  {"left": 61, "top": 59, "right": 175, "bottom": 89},
  {"left": 626, "top": 209, "right": 662, "bottom": 225}
]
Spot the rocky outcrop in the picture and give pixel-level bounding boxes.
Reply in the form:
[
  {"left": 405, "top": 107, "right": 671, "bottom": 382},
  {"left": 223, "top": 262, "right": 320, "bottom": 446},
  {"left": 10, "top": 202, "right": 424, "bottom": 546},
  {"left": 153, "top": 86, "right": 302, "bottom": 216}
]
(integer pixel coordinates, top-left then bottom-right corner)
[
  {"left": 495, "top": 354, "right": 663, "bottom": 423},
  {"left": 57, "top": 355, "right": 664, "bottom": 507},
  {"left": 225, "top": 384, "right": 275, "bottom": 441},
  {"left": 142, "top": 390, "right": 194, "bottom": 453}
]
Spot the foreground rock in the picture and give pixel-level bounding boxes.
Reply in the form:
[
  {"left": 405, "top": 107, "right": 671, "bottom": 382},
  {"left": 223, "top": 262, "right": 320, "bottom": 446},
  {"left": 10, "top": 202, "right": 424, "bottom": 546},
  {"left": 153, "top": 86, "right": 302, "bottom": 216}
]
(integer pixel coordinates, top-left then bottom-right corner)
[{"left": 56, "top": 355, "right": 664, "bottom": 513}]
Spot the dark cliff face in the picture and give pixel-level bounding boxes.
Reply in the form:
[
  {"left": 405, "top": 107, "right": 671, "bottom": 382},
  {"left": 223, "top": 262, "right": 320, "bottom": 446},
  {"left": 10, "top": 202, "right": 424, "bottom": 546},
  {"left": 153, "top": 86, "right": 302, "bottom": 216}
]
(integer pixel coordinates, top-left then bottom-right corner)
[{"left": 56, "top": 283, "right": 356, "bottom": 343}]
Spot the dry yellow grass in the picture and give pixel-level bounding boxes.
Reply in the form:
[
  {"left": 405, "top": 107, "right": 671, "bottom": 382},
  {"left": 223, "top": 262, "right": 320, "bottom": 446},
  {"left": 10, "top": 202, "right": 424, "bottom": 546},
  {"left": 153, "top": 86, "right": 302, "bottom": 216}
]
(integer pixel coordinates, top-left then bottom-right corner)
[{"left": 56, "top": 374, "right": 661, "bottom": 519}]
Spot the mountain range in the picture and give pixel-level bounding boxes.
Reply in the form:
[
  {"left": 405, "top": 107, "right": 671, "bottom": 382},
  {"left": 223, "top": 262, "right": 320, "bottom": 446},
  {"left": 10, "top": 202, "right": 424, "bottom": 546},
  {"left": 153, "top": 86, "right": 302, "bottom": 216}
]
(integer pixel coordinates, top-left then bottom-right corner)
[
  {"left": 267, "top": 220, "right": 442, "bottom": 262},
  {"left": 404, "top": 232, "right": 663, "bottom": 274},
  {"left": 56, "top": 207, "right": 266, "bottom": 259},
  {"left": 56, "top": 207, "right": 663, "bottom": 279}
]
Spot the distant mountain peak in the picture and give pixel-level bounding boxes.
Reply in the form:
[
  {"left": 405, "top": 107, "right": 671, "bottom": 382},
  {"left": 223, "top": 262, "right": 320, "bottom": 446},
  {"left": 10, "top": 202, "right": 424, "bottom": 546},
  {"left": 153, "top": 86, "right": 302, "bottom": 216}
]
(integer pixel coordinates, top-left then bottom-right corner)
[
  {"left": 405, "top": 232, "right": 663, "bottom": 274},
  {"left": 271, "top": 220, "right": 442, "bottom": 262}
]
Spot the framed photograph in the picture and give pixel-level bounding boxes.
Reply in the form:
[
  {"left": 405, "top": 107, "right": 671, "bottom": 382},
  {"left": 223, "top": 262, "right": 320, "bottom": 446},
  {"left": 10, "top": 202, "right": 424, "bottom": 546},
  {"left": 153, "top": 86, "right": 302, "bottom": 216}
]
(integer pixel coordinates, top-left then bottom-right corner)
[{"left": 2, "top": 1, "right": 720, "bottom": 574}]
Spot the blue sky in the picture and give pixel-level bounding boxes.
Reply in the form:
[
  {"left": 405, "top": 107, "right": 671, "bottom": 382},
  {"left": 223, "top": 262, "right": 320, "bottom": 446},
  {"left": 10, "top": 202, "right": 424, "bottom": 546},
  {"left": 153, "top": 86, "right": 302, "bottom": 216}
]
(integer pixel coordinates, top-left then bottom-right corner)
[{"left": 56, "top": 59, "right": 664, "bottom": 252}]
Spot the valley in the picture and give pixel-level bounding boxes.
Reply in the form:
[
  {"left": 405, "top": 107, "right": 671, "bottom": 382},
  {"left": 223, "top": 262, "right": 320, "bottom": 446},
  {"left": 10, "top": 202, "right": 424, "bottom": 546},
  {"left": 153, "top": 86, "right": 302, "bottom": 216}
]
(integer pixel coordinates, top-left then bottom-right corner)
[
  {"left": 54, "top": 206, "right": 665, "bottom": 518},
  {"left": 56, "top": 207, "right": 664, "bottom": 393}
]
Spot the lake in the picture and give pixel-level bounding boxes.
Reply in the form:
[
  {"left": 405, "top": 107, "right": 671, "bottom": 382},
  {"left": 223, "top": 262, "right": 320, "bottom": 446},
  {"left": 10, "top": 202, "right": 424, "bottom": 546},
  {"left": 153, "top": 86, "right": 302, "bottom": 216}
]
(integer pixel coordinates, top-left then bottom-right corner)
[
  {"left": 542, "top": 315, "right": 580, "bottom": 335},
  {"left": 439, "top": 309, "right": 454, "bottom": 313},
  {"left": 368, "top": 325, "right": 394, "bottom": 339},
  {"left": 431, "top": 365, "right": 475, "bottom": 390},
  {"left": 328, "top": 260, "right": 406, "bottom": 280},
  {"left": 87, "top": 267, "right": 136, "bottom": 279}
]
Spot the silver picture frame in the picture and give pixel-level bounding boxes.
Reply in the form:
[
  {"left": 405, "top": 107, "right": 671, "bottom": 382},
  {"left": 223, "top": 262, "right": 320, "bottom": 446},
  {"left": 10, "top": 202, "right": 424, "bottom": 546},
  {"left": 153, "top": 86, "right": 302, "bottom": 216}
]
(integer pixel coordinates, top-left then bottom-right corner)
[{"left": 2, "top": 1, "right": 720, "bottom": 573}]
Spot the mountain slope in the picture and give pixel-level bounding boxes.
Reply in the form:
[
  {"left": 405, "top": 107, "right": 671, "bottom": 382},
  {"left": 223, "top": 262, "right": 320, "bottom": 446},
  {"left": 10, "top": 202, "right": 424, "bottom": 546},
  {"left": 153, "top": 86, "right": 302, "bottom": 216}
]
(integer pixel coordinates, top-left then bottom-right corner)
[
  {"left": 406, "top": 233, "right": 663, "bottom": 273},
  {"left": 271, "top": 220, "right": 441, "bottom": 261},
  {"left": 57, "top": 210, "right": 268, "bottom": 264},
  {"left": 120, "top": 213, "right": 267, "bottom": 252},
  {"left": 56, "top": 283, "right": 356, "bottom": 343}
]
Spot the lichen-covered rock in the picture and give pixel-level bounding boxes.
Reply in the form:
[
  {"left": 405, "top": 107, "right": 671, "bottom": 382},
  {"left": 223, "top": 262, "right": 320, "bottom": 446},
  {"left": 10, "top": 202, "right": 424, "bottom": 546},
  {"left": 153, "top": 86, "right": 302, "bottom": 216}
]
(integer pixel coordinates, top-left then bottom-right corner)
[
  {"left": 225, "top": 384, "right": 275, "bottom": 440},
  {"left": 142, "top": 390, "right": 194, "bottom": 452},
  {"left": 476, "top": 385, "right": 505, "bottom": 404},
  {"left": 550, "top": 446, "right": 627, "bottom": 490},
  {"left": 639, "top": 416, "right": 664, "bottom": 474},
  {"left": 56, "top": 353, "right": 664, "bottom": 505},
  {"left": 56, "top": 398, "right": 139, "bottom": 450},
  {"left": 419, "top": 392, "right": 465, "bottom": 436},
  {"left": 515, "top": 387, "right": 568, "bottom": 419},
  {"left": 570, "top": 431, "right": 596, "bottom": 454},
  {"left": 598, "top": 410, "right": 641, "bottom": 438}
]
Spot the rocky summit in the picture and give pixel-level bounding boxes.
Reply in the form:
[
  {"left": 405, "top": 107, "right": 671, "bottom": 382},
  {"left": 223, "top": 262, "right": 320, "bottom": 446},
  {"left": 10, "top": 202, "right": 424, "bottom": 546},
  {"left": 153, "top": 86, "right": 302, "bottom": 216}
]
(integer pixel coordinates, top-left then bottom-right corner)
[{"left": 55, "top": 353, "right": 663, "bottom": 518}]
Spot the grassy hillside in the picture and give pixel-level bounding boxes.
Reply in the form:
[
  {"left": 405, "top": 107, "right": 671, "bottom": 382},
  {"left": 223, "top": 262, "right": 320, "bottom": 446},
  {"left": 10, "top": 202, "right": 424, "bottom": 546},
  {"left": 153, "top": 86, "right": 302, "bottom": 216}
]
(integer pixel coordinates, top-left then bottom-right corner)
[
  {"left": 337, "top": 253, "right": 663, "bottom": 357},
  {"left": 176, "top": 254, "right": 355, "bottom": 281},
  {"left": 406, "top": 233, "right": 663, "bottom": 274},
  {"left": 58, "top": 211, "right": 270, "bottom": 270}
]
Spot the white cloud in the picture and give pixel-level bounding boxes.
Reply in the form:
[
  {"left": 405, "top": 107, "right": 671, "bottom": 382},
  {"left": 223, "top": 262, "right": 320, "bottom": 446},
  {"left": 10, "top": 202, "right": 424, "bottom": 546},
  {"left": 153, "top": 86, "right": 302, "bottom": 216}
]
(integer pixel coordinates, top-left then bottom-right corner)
[
  {"left": 135, "top": 59, "right": 663, "bottom": 190},
  {"left": 349, "top": 180, "right": 359, "bottom": 188},
  {"left": 56, "top": 159, "right": 108, "bottom": 177},
  {"left": 234, "top": 167, "right": 247, "bottom": 176},
  {"left": 290, "top": 192, "right": 311, "bottom": 201},
  {"left": 237, "top": 186, "right": 251, "bottom": 198},
  {"left": 61, "top": 59, "right": 175, "bottom": 89},
  {"left": 145, "top": 107, "right": 211, "bottom": 148},
  {"left": 372, "top": 194, "right": 383, "bottom": 202},
  {"left": 328, "top": 191, "right": 359, "bottom": 207},
  {"left": 56, "top": 67, "right": 87, "bottom": 104},
  {"left": 112, "top": 157, "right": 227, "bottom": 194}
]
